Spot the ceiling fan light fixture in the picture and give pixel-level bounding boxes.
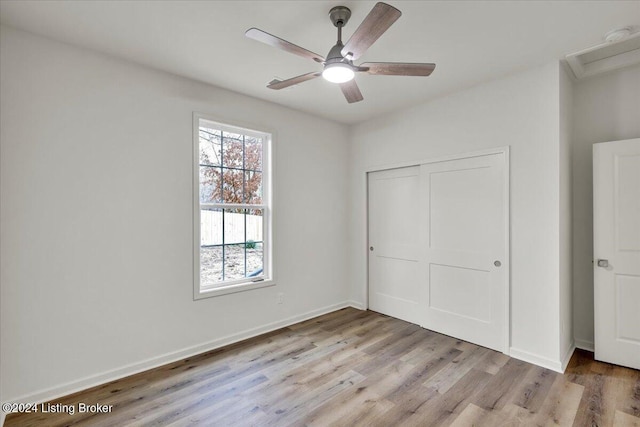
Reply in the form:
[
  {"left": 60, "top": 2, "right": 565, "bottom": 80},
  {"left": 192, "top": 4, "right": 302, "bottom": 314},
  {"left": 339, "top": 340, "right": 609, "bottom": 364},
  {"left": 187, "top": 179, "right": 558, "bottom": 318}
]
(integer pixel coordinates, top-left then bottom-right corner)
[{"left": 322, "top": 63, "right": 355, "bottom": 83}]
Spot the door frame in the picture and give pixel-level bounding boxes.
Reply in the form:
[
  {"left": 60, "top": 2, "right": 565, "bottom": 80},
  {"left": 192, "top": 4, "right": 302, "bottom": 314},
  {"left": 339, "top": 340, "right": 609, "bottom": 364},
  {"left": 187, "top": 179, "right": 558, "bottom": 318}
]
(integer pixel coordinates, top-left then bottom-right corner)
[{"left": 365, "top": 146, "right": 511, "bottom": 353}]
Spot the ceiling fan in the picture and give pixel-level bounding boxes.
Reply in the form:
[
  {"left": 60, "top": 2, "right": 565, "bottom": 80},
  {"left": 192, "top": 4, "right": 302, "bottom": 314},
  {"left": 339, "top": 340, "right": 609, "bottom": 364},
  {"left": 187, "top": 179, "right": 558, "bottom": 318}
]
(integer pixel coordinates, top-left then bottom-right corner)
[{"left": 245, "top": 2, "right": 436, "bottom": 103}]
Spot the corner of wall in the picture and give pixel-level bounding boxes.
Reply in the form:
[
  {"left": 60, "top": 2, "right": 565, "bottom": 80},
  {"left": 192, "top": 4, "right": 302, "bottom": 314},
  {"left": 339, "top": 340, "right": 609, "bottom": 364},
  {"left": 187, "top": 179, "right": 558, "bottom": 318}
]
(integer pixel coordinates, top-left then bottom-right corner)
[
  {"left": 559, "top": 62, "right": 574, "bottom": 363},
  {"left": 575, "top": 338, "right": 595, "bottom": 352}
]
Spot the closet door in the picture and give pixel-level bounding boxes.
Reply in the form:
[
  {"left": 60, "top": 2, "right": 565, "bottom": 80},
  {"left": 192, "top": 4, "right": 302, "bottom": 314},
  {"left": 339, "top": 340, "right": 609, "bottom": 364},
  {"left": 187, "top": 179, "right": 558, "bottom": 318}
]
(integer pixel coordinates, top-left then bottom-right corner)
[
  {"left": 420, "top": 153, "right": 508, "bottom": 352},
  {"left": 368, "top": 166, "right": 422, "bottom": 325}
]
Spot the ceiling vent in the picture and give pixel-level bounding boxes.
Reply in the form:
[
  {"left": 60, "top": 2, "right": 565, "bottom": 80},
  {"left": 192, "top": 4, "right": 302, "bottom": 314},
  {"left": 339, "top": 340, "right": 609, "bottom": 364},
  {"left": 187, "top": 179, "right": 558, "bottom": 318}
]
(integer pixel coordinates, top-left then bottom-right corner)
[{"left": 566, "top": 28, "right": 640, "bottom": 79}]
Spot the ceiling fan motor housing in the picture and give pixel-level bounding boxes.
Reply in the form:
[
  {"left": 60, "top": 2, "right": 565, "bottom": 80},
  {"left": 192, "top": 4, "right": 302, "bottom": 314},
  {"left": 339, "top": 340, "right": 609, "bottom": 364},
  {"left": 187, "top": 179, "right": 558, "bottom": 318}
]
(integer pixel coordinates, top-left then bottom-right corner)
[{"left": 325, "top": 43, "right": 350, "bottom": 64}]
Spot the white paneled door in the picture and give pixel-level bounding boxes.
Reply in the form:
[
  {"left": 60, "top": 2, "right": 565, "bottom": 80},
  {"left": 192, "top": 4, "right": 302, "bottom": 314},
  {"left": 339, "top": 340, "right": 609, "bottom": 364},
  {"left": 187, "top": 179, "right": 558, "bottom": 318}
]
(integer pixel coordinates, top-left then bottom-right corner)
[
  {"left": 594, "top": 138, "right": 640, "bottom": 370},
  {"left": 368, "top": 151, "right": 508, "bottom": 352},
  {"left": 421, "top": 153, "right": 508, "bottom": 352},
  {"left": 368, "top": 166, "right": 422, "bottom": 325}
]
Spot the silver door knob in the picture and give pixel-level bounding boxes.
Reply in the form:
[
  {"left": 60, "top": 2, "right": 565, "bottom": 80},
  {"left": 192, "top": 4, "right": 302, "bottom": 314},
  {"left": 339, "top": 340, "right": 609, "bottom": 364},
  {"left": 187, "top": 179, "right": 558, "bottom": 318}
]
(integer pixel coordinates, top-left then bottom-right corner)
[
  {"left": 494, "top": 260, "right": 501, "bottom": 267},
  {"left": 370, "top": 246, "right": 374, "bottom": 251},
  {"left": 597, "top": 259, "right": 609, "bottom": 268}
]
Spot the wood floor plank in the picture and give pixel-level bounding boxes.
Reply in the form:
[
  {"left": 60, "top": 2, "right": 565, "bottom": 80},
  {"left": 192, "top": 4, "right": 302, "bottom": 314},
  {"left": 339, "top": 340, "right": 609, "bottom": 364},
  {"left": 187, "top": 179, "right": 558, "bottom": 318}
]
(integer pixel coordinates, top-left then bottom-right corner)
[
  {"left": 533, "top": 374, "right": 584, "bottom": 426},
  {"left": 367, "top": 386, "right": 440, "bottom": 427},
  {"left": 450, "top": 402, "right": 530, "bottom": 427},
  {"left": 162, "top": 394, "right": 266, "bottom": 427},
  {"left": 106, "top": 372, "right": 269, "bottom": 427},
  {"left": 303, "top": 386, "right": 394, "bottom": 427},
  {"left": 475, "top": 349, "right": 510, "bottom": 375},
  {"left": 361, "top": 322, "right": 422, "bottom": 355},
  {"left": 386, "top": 346, "right": 462, "bottom": 402},
  {"left": 6, "top": 308, "right": 640, "bottom": 427},
  {"left": 402, "top": 368, "right": 494, "bottom": 426},
  {"left": 261, "top": 369, "right": 366, "bottom": 426},
  {"left": 620, "top": 373, "right": 640, "bottom": 418},
  {"left": 509, "top": 364, "right": 558, "bottom": 412},
  {"left": 472, "top": 357, "right": 532, "bottom": 411},
  {"left": 497, "top": 403, "right": 535, "bottom": 426},
  {"left": 572, "top": 360, "right": 610, "bottom": 427},
  {"left": 613, "top": 410, "right": 640, "bottom": 427},
  {"left": 448, "top": 403, "right": 488, "bottom": 427},
  {"left": 399, "top": 331, "right": 459, "bottom": 367},
  {"left": 598, "top": 365, "right": 638, "bottom": 426},
  {"left": 427, "top": 345, "right": 491, "bottom": 394}
]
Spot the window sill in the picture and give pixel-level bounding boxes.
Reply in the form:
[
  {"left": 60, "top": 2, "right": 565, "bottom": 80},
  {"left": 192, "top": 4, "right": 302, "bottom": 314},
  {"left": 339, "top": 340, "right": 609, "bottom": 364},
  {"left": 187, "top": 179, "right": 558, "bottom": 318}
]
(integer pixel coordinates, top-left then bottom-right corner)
[{"left": 194, "top": 279, "right": 275, "bottom": 300}]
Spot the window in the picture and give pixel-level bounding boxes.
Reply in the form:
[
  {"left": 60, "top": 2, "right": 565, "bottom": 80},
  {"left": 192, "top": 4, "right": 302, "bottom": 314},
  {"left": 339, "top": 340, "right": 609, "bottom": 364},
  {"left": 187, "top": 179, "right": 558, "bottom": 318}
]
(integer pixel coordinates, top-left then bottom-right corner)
[{"left": 194, "top": 115, "right": 273, "bottom": 299}]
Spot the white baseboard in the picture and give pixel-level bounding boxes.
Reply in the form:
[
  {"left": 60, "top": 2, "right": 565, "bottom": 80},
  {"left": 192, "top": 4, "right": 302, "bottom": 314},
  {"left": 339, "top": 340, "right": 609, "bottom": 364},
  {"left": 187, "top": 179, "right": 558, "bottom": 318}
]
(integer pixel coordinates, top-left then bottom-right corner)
[
  {"left": 347, "top": 300, "right": 366, "bottom": 310},
  {"left": 561, "top": 343, "right": 576, "bottom": 372},
  {"left": 509, "top": 347, "right": 566, "bottom": 373},
  {"left": 5, "top": 301, "right": 353, "bottom": 406},
  {"left": 575, "top": 339, "right": 594, "bottom": 352}
]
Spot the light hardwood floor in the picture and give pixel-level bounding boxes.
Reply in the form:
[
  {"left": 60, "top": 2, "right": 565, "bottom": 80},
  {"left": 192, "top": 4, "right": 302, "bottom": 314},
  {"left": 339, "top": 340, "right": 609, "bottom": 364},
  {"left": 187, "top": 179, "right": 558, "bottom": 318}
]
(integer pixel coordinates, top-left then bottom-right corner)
[{"left": 5, "top": 308, "right": 640, "bottom": 426}]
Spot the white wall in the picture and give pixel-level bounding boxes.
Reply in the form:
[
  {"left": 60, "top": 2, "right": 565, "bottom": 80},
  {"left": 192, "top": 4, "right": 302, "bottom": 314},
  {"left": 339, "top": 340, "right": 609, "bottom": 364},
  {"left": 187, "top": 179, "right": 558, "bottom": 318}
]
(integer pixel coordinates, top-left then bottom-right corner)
[
  {"left": 559, "top": 64, "right": 573, "bottom": 366},
  {"left": 348, "top": 62, "right": 568, "bottom": 370},
  {"left": 0, "top": 26, "right": 350, "bottom": 403},
  {"left": 572, "top": 64, "right": 640, "bottom": 351}
]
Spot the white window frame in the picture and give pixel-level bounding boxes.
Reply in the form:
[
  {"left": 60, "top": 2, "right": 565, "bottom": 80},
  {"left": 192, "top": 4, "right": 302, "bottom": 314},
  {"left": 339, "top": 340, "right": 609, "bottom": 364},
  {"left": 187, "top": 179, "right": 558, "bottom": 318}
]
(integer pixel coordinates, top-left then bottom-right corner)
[{"left": 193, "top": 113, "right": 275, "bottom": 299}]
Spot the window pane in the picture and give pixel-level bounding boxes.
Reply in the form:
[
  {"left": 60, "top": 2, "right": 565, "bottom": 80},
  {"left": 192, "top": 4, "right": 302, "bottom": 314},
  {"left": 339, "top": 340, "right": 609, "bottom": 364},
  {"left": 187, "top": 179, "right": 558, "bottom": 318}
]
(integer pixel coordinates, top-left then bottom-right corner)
[
  {"left": 200, "top": 208, "right": 222, "bottom": 246},
  {"left": 200, "top": 166, "right": 221, "bottom": 203},
  {"left": 199, "top": 128, "right": 221, "bottom": 166},
  {"left": 222, "top": 132, "right": 243, "bottom": 169},
  {"left": 246, "top": 242, "right": 264, "bottom": 278},
  {"left": 223, "top": 209, "right": 245, "bottom": 245},
  {"left": 223, "top": 244, "right": 245, "bottom": 280},
  {"left": 196, "top": 119, "right": 270, "bottom": 293},
  {"left": 246, "top": 209, "right": 263, "bottom": 242},
  {"left": 201, "top": 246, "right": 223, "bottom": 286},
  {"left": 244, "top": 171, "right": 262, "bottom": 204},
  {"left": 245, "top": 137, "right": 263, "bottom": 171},
  {"left": 222, "top": 168, "right": 244, "bottom": 204}
]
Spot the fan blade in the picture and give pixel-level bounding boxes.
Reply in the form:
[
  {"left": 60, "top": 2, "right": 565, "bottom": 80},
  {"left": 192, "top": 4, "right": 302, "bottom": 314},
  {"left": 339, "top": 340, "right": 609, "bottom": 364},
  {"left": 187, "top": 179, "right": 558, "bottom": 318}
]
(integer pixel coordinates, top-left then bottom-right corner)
[
  {"left": 360, "top": 62, "right": 436, "bottom": 76},
  {"left": 339, "top": 80, "right": 364, "bottom": 103},
  {"left": 246, "top": 28, "right": 325, "bottom": 63},
  {"left": 341, "top": 3, "right": 401, "bottom": 61},
  {"left": 267, "top": 72, "right": 321, "bottom": 90}
]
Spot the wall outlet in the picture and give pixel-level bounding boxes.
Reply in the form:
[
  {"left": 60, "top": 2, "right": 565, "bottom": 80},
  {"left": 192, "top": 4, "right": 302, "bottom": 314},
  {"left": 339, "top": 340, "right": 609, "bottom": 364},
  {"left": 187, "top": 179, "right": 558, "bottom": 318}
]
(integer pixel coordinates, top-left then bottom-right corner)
[{"left": 277, "top": 293, "right": 284, "bottom": 304}]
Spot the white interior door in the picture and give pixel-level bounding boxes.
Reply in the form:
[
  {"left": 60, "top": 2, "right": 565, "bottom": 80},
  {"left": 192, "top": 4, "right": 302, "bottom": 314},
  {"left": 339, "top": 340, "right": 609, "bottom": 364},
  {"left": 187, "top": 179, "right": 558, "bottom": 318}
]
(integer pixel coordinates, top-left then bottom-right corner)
[
  {"left": 368, "top": 166, "right": 422, "bottom": 325},
  {"left": 594, "top": 138, "right": 640, "bottom": 370},
  {"left": 421, "top": 153, "right": 508, "bottom": 352}
]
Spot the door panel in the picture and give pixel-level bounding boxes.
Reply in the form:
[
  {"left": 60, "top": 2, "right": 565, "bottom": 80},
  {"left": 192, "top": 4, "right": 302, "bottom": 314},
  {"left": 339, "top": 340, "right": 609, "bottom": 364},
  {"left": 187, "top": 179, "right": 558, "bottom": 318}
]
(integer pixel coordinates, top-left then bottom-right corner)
[
  {"left": 429, "top": 167, "right": 499, "bottom": 254},
  {"left": 616, "top": 155, "right": 640, "bottom": 251},
  {"left": 429, "top": 263, "right": 492, "bottom": 322},
  {"left": 594, "top": 138, "right": 640, "bottom": 370},
  {"left": 375, "top": 257, "right": 420, "bottom": 301},
  {"left": 368, "top": 167, "right": 421, "bottom": 324},
  {"left": 616, "top": 275, "right": 640, "bottom": 343},
  {"left": 421, "top": 153, "right": 507, "bottom": 351}
]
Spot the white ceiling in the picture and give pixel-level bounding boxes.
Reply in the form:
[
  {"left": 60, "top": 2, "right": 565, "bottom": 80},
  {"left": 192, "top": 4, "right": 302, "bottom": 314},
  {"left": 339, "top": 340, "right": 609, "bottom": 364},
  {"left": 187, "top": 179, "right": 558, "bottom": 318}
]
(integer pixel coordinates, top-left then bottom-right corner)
[{"left": 1, "top": 1, "right": 638, "bottom": 124}]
